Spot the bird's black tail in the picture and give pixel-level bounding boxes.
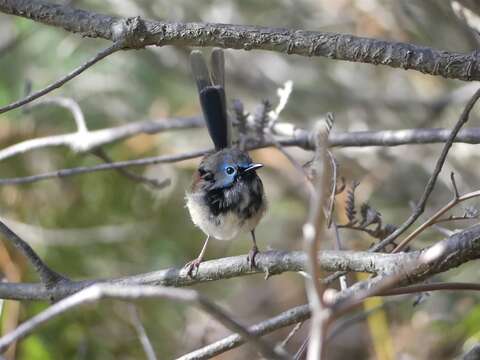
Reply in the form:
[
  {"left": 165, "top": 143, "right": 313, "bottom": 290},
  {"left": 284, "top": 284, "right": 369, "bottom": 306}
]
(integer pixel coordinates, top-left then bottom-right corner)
[{"left": 190, "top": 49, "right": 230, "bottom": 150}]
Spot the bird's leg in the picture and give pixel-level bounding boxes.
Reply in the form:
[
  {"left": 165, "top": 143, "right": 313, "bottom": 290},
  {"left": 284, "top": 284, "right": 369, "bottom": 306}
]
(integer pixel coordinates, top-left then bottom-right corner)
[
  {"left": 184, "top": 235, "right": 210, "bottom": 277},
  {"left": 247, "top": 230, "right": 260, "bottom": 269}
]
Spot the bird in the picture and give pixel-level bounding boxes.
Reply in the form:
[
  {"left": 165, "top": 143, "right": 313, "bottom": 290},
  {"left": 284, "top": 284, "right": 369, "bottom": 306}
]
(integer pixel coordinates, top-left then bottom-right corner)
[{"left": 185, "top": 48, "right": 267, "bottom": 276}]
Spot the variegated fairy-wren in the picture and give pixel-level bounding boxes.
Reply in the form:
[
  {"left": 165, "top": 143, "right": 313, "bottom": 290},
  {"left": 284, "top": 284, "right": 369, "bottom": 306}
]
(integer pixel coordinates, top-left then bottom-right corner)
[{"left": 185, "top": 49, "right": 266, "bottom": 276}]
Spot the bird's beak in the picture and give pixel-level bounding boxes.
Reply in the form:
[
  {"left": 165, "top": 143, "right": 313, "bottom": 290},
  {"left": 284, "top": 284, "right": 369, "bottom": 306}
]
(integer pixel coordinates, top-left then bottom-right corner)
[{"left": 244, "top": 163, "right": 263, "bottom": 173}]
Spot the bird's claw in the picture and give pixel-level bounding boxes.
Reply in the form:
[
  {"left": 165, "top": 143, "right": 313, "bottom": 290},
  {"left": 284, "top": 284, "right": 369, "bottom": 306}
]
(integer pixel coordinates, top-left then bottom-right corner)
[
  {"left": 247, "top": 246, "right": 259, "bottom": 269},
  {"left": 184, "top": 258, "right": 202, "bottom": 277}
]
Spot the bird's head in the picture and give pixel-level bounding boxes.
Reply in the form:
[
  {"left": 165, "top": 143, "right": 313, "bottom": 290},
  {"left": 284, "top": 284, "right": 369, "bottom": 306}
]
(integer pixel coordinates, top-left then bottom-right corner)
[{"left": 195, "top": 148, "right": 263, "bottom": 191}]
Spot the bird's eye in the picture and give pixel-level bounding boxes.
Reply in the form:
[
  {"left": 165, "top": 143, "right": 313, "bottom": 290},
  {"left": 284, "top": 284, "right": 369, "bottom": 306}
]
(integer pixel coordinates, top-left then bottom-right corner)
[{"left": 226, "top": 166, "right": 235, "bottom": 175}]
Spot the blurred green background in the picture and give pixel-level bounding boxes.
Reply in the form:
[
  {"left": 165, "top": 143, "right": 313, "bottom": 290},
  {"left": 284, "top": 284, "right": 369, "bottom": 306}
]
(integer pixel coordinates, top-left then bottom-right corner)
[{"left": 1, "top": 1, "right": 480, "bottom": 359}]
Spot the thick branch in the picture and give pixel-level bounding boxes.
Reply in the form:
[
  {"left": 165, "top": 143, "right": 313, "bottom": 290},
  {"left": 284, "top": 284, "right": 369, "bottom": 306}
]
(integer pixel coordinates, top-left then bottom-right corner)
[
  {"left": 0, "top": 249, "right": 403, "bottom": 301},
  {"left": 2, "top": 223, "right": 480, "bottom": 301},
  {"left": 1, "top": 0, "right": 480, "bottom": 81},
  {"left": 331, "top": 224, "right": 480, "bottom": 308}
]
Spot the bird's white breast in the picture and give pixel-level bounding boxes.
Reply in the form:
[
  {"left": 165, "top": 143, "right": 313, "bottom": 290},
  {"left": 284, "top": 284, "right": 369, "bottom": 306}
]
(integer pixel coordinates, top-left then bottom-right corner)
[{"left": 186, "top": 192, "right": 254, "bottom": 240}]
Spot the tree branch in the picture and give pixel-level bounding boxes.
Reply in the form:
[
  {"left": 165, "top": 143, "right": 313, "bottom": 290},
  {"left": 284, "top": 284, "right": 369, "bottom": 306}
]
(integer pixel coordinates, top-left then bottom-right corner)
[
  {"left": 373, "top": 87, "right": 480, "bottom": 251},
  {"left": 0, "top": 220, "right": 67, "bottom": 289},
  {"left": 1, "top": 223, "right": 480, "bottom": 303},
  {"left": 1, "top": 0, "right": 480, "bottom": 81},
  {"left": 0, "top": 284, "right": 286, "bottom": 360},
  {"left": 0, "top": 115, "right": 204, "bottom": 161},
  {"left": 177, "top": 304, "right": 310, "bottom": 360},
  {"left": 0, "top": 249, "right": 406, "bottom": 301},
  {"left": 179, "top": 278, "right": 480, "bottom": 360},
  {"left": 91, "top": 148, "right": 170, "bottom": 189},
  {"left": 0, "top": 149, "right": 208, "bottom": 186},
  {"left": 331, "top": 224, "right": 480, "bottom": 309},
  {"left": 392, "top": 180, "right": 480, "bottom": 253},
  {"left": 6, "top": 122, "right": 480, "bottom": 187}
]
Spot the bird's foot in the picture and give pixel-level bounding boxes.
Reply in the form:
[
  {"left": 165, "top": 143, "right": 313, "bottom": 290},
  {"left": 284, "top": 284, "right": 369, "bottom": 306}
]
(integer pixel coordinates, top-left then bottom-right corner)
[
  {"left": 247, "top": 245, "right": 259, "bottom": 269},
  {"left": 184, "top": 258, "right": 202, "bottom": 277}
]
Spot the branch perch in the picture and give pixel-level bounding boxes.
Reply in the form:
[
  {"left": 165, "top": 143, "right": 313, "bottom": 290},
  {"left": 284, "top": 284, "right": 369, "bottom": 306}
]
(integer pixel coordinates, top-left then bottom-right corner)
[
  {"left": 0, "top": 249, "right": 405, "bottom": 301},
  {"left": 1, "top": 0, "right": 480, "bottom": 81},
  {"left": 0, "top": 223, "right": 479, "bottom": 303}
]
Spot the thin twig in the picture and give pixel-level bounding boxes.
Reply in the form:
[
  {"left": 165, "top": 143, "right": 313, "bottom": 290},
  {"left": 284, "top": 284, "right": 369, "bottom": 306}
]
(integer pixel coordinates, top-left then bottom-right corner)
[
  {"left": 92, "top": 148, "right": 170, "bottom": 189},
  {"left": 333, "top": 221, "right": 348, "bottom": 290},
  {"left": 280, "top": 322, "right": 304, "bottom": 349},
  {"left": 0, "top": 149, "right": 207, "bottom": 186},
  {"left": 265, "top": 81, "right": 313, "bottom": 191},
  {"left": 326, "top": 150, "right": 338, "bottom": 228},
  {"left": 373, "top": 87, "right": 480, "bottom": 252},
  {"left": 25, "top": 97, "right": 170, "bottom": 188},
  {"left": 0, "top": 42, "right": 123, "bottom": 114},
  {"left": 326, "top": 303, "right": 386, "bottom": 343},
  {"left": 392, "top": 188, "right": 480, "bottom": 253},
  {"left": 433, "top": 214, "right": 480, "bottom": 224},
  {"left": 25, "top": 96, "right": 88, "bottom": 132},
  {"left": 379, "top": 282, "right": 480, "bottom": 295},
  {"left": 128, "top": 305, "right": 158, "bottom": 360},
  {"left": 293, "top": 336, "right": 309, "bottom": 360}
]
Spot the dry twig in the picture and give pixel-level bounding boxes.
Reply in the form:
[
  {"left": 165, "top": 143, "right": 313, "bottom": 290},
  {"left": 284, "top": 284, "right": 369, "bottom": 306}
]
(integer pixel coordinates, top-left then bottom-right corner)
[{"left": 373, "top": 87, "right": 480, "bottom": 251}]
